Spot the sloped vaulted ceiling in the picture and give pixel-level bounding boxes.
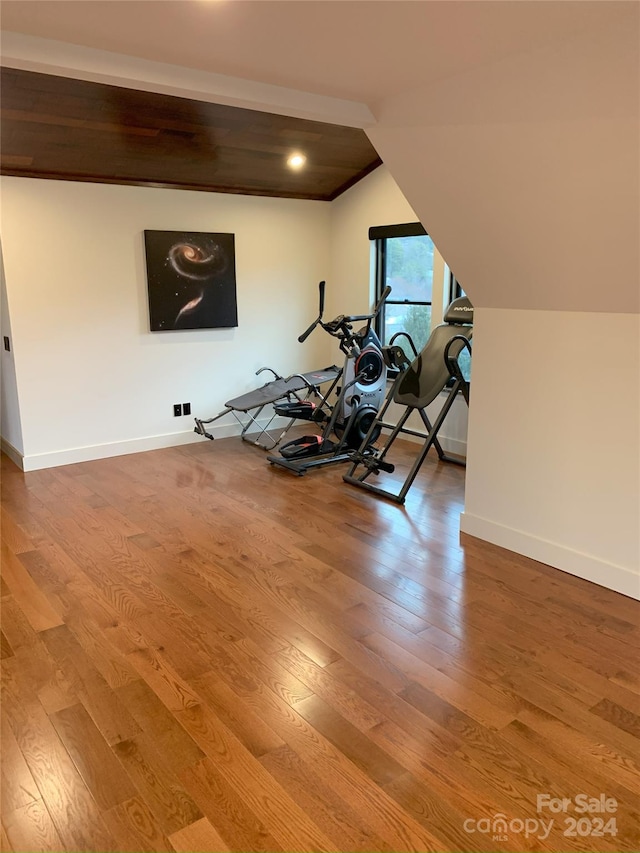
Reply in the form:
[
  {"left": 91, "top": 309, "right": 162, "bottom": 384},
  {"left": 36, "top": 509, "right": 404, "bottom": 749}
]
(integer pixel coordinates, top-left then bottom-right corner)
[{"left": 1, "top": 0, "right": 620, "bottom": 203}]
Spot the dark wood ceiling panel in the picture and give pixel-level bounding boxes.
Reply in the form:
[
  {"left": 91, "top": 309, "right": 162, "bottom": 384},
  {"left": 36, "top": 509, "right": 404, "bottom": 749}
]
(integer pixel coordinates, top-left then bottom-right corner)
[{"left": 0, "top": 68, "right": 382, "bottom": 200}]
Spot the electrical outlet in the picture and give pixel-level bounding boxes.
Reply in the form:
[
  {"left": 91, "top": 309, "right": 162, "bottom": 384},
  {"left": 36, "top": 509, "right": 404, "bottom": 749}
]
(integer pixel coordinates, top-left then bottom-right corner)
[
  {"left": 173, "top": 403, "right": 182, "bottom": 417},
  {"left": 183, "top": 402, "right": 191, "bottom": 416}
]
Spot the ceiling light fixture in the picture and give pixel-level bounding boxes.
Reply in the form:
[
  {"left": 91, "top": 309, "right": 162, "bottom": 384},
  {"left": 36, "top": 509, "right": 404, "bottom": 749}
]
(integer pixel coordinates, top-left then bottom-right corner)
[{"left": 287, "top": 153, "right": 307, "bottom": 170}]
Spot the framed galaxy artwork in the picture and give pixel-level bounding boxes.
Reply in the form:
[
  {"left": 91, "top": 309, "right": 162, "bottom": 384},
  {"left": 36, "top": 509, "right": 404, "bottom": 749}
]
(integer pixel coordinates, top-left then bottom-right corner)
[{"left": 144, "top": 230, "right": 238, "bottom": 332}]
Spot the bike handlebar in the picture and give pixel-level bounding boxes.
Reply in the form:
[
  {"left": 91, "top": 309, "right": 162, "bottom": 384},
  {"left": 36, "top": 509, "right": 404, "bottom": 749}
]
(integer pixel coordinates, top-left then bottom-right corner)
[
  {"left": 338, "top": 285, "right": 392, "bottom": 323},
  {"left": 298, "top": 320, "right": 319, "bottom": 343},
  {"left": 298, "top": 281, "right": 326, "bottom": 342},
  {"left": 375, "top": 284, "right": 393, "bottom": 315},
  {"left": 298, "top": 282, "right": 391, "bottom": 344}
]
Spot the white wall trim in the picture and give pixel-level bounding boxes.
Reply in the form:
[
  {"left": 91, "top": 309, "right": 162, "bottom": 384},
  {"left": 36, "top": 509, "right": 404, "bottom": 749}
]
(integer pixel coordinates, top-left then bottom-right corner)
[
  {"left": 1, "top": 436, "right": 24, "bottom": 470},
  {"left": 438, "top": 436, "right": 467, "bottom": 457},
  {"left": 21, "top": 430, "right": 202, "bottom": 471},
  {"left": 18, "top": 417, "right": 466, "bottom": 472},
  {"left": 396, "top": 430, "right": 466, "bottom": 458},
  {"left": 18, "top": 417, "right": 294, "bottom": 471},
  {"left": 0, "top": 32, "right": 375, "bottom": 128},
  {"left": 460, "top": 512, "right": 640, "bottom": 601}
]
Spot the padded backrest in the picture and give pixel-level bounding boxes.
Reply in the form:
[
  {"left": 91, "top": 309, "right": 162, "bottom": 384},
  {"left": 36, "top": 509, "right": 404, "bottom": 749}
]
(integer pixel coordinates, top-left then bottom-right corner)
[
  {"left": 444, "top": 295, "right": 473, "bottom": 324},
  {"left": 393, "top": 323, "right": 472, "bottom": 409}
]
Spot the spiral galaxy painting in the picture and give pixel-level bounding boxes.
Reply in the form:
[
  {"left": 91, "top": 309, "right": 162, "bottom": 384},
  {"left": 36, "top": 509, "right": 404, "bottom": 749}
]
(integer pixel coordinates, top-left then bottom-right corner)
[{"left": 144, "top": 230, "right": 238, "bottom": 331}]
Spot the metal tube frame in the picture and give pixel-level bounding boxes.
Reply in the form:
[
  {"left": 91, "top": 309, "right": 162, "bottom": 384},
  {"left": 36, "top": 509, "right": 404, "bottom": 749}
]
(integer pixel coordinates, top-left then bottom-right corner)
[{"left": 343, "top": 337, "right": 472, "bottom": 504}]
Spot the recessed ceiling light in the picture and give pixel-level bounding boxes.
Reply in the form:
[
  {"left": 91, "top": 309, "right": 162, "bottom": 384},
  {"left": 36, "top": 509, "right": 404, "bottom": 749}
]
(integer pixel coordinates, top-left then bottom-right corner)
[{"left": 287, "top": 153, "right": 307, "bottom": 170}]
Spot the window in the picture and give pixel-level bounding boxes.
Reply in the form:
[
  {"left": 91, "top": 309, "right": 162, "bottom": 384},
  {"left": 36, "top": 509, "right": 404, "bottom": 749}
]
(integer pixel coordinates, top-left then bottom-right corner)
[
  {"left": 370, "top": 223, "right": 434, "bottom": 356},
  {"left": 449, "top": 272, "right": 465, "bottom": 303}
]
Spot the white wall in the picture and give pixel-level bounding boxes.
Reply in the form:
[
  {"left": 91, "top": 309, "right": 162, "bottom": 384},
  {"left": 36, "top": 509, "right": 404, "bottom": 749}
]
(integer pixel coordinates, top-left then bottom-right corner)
[
  {"left": 0, "top": 178, "right": 331, "bottom": 469},
  {"left": 1, "top": 168, "right": 472, "bottom": 470},
  {"left": 366, "top": 9, "right": 640, "bottom": 598},
  {"left": 462, "top": 310, "right": 640, "bottom": 599},
  {"left": 329, "top": 166, "right": 418, "bottom": 313},
  {"left": 0, "top": 244, "right": 24, "bottom": 460},
  {"left": 367, "top": 9, "right": 639, "bottom": 314}
]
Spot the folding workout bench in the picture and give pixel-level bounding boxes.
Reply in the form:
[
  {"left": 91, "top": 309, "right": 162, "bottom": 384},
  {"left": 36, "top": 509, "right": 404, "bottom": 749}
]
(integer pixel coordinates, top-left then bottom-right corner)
[{"left": 194, "top": 365, "right": 340, "bottom": 450}]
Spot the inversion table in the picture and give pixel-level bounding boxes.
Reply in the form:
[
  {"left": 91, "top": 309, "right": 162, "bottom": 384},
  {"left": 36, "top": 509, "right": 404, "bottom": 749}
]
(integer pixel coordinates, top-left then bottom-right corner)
[
  {"left": 343, "top": 296, "right": 473, "bottom": 504},
  {"left": 193, "top": 365, "right": 340, "bottom": 450}
]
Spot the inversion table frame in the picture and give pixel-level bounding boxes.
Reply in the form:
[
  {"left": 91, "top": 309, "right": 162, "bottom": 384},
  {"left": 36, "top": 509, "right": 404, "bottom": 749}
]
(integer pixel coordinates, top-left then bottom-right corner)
[
  {"left": 193, "top": 365, "right": 340, "bottom": 450},
  {"left": 343, "top": 296, "right": 473, "bottom": 504}
]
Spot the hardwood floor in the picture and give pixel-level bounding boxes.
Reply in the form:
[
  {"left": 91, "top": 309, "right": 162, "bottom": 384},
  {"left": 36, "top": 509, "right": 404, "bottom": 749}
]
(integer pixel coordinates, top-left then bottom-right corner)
[{"left": 1, "top": 438, "right": 638, "bottom": 853}]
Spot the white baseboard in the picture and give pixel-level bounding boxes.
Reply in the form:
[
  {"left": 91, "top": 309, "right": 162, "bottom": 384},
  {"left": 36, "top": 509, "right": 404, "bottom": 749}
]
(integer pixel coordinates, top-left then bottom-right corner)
[
  {"left": 439, "top": 436, "right": 467, "bottom": 457},
  {"left": 398, "top": 430, "right": 466, "bottom": 457},
  {"left": 1, "top": 436, "right": 24, "bottom": 470},
  {"left": 21, "top": 429, "right": 203, "bottom": 471},
  {"left": 460, "top": 511, "right": 640, "bottom": 601},
  {"left": 18, "top": 415, "right": 293, "bottom": 472},
  {"left": 14, "top": 413, "right": 466, "bottom": 472}
]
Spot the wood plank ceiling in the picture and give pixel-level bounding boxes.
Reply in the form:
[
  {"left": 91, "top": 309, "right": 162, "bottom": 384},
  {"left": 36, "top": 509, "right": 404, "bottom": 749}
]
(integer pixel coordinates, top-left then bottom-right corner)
[{"left": 0, "top": 68, "right": 382, "bottom": 201}]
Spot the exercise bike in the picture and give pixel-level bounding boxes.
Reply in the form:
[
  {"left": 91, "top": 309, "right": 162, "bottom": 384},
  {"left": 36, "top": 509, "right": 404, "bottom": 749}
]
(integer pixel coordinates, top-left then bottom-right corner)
[{"left": 267, "top": 281, "right": 390, "bottom": 475}]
